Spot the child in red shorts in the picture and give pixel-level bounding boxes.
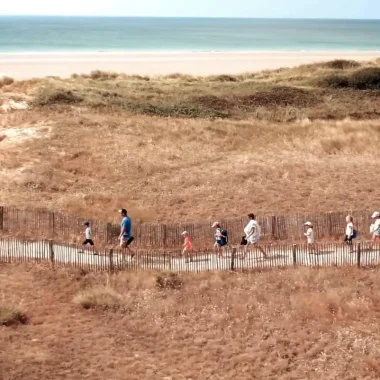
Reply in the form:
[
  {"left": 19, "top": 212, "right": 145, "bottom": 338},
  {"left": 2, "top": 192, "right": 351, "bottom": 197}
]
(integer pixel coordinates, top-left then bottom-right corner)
[{"left": 181, "top": 231, "right": 193, "bottom": 263}]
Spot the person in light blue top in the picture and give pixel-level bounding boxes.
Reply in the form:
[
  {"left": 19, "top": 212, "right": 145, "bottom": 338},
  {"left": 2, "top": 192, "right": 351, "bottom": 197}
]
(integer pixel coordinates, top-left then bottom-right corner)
[{"left": 118, "top": 209, "right": 135, "bottom": 259}]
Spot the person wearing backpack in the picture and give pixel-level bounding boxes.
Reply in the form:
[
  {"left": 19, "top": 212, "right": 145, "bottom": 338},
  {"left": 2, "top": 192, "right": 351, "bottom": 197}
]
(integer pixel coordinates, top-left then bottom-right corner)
[
  {"left": 344, "top": 215, "right": 357, "bottom": 252},
  {"left": 212, "top": 221, "right": 228, "bottom": 258}
]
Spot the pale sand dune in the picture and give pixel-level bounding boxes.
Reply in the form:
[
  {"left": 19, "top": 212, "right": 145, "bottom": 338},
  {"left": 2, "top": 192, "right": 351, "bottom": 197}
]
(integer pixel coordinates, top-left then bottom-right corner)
[{"left": 0, "top": 51, "right": 379, "bottom": 79}]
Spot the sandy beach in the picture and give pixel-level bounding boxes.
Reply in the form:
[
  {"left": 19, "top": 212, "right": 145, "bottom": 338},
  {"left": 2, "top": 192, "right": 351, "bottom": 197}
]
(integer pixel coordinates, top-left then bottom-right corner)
[{"left": 0, "top": 51, "right": 379, "bottom": 79}]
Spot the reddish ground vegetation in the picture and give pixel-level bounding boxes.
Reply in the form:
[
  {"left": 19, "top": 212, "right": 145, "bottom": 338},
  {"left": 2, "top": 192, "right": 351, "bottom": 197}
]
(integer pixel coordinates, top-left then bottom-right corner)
[{"left": 1, "top": 263, "right": 380, "bottom": 379}]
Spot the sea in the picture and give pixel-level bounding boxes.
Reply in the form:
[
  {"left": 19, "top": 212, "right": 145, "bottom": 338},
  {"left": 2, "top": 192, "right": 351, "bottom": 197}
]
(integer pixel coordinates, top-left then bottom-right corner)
[{"left": 0, "top": 16, "right": 380, "bottom": 53}]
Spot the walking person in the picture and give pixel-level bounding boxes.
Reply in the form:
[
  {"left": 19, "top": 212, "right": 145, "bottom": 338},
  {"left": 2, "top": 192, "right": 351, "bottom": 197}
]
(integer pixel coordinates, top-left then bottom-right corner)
[
  {"left": 243, "top": 213, "right": 268, "bottom": 259},
  {"left": 304, "top": 221, "right": 316, "bottom": 254},
  {"left": 371, "top": 211, "right": 380, "bottom": 245},
  {"left": 344, "top": 215, "right": 356, "bottom": 252},
  {"left": 212, "top": 221, "right": 228, "bottom": 258},
  {"left": 118, "top": 209, "right": 135, "bottom": 260},
  {"left": 181, "top": 231, "right": 193, "bottom": 263},
  {"left": 78, "top": 221, "right": 96, "bottom": 254}
]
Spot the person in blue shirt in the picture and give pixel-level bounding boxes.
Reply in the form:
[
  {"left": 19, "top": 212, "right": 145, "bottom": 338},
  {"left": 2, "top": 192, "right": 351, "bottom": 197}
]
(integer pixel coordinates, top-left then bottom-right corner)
[{"left": 119, "top": 209, "right": 135, "bottom": 259}]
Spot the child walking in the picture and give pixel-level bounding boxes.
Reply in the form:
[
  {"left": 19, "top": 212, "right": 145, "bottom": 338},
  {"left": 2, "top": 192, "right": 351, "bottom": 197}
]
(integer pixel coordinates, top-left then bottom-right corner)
[
  {"left": 344, "top": 215, "right": 356, "bottom": 252},
  {"left": 304, "top": 221, "right": 316, "bottom": 254},
  {"left": 79, "top": 222, "right": 95, "bottom": 254},
  {"left": 181, "top": 231, "right": 193, "bottom": 263}
]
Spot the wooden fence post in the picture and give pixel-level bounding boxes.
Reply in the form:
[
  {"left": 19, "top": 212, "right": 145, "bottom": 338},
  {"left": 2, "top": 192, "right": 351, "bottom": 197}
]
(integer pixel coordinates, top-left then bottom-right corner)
[
  {"left": 162, "top": 224, "right": 167, "bottom": 247},
  {"left": 328, "top": 212, "right": 333, "bottom": 238},
  {"left": 109, "top": 249, "right": 114, "bottom": 272},
  {"left": 106, "top": 223, "right": 112, "bottom": 244},
  {"left": 357, "top": 243, "right": 361, "bottom": 269},
  {"left": 230, "top": 247, "right": 237, "bottom": 271},
  {"left": 292, "top": 244, "right": 297, "bottom": 266},
  {"left": 49, "top": 240, "right": 55, "bottom": 269},
  {"left": 271, "top": 215, "right": 277, "bottom": 240},
  {"left": 0, "top": 206, "right": 4, "bottom": 231},
  {"left": 163, "top": 250, "right": 166, "bottom": 270},
  {"left": 49, "top": 212, "right": 55, "bottom": 238},
  {"left": 7, "top": 238, "right": 10, "bottom": 262},
  {"left": 168, "top": 250, "right": 172, "bottom": 271}
]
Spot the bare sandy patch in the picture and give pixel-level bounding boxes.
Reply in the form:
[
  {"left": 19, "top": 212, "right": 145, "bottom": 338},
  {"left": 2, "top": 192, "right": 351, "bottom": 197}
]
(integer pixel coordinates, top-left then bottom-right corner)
[{"left": 0, "top": 123, "right": 51, "bottom": 147}]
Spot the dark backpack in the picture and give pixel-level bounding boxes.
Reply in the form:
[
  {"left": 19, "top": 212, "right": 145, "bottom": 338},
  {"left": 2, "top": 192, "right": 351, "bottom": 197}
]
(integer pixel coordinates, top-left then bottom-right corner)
[
  {"left": 220, "top": 229, "right": 228, "bottom": 244},
  {"left": 352, "top": 229, "right": 358, "bottom": 239}
]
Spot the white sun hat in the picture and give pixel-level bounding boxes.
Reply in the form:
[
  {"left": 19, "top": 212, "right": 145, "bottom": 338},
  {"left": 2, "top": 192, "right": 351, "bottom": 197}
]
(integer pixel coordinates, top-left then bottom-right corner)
[
  {"left": 372, "top": 212, "right": 380, "bottom": 218},
  {"left": 181, "top": 231, "right": 188, "bottom": 235},
  {"left": 212, "top": 221, "right": 220, "bottom": 228},
  {"left": 304, "top": 221, "right": 313, "bottom": 226}
]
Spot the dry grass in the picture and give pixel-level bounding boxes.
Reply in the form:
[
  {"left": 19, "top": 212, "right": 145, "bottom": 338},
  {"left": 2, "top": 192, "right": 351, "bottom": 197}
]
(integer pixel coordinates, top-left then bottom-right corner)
[
  {"left": 0, "top": 76, "right": 14, "bottom": 88},
  {"left": 0, "top": 305, "right": 27, "bottom": 326},
  {"left": 1, "top": 112, "right": 380, "bottom": 222},
  {"left": 3, "top": 58, "right": 379, "bottom": 121},
  {"left": 2, "top": 263, "right": 380, "bottom": 379},
  {"left": 155, "top": 271, "right": 183, "bottom": 289},
  {"left": 74, "top": 286, "right": 126, "bottom": 311},
  {"left": 1, "top": 59, "right": 380, "bottom": 223},
  {"left": 323, "top": 67, "right": 380, "bottom": 90}
]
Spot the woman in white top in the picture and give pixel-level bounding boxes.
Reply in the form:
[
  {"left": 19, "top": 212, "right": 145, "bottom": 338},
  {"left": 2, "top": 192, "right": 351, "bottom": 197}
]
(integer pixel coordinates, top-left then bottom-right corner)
[
  {"left": 371, "top": 212, "right": 380, "bottom": 244},
  {"left": 344, "top": 215, "right": 354, "bottom": 252},
  {"left": 304, "top": 221, "right": 316, "bottom": 254}
]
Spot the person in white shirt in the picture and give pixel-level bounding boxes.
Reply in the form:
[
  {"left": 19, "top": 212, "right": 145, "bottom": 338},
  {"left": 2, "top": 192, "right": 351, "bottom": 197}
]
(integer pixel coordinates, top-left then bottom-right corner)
[
  {"left": 371, "top": 212, "right": 380, "bottom": 244},
  {"left": 344, "top": 215, "right": 355, "bottom": 252},
  {"left": 304, "top": 221, "right": 316, "bottom": 254},
  {"left": 243, "top": 213, "right": 268, "bottom": 259},
  {"left": 79, "top": 222, "right": 95, "bottom": 252}
]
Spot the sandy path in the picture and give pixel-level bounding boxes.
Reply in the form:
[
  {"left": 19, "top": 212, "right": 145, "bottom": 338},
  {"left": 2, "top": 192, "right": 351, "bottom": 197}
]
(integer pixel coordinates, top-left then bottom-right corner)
[{"left": 1, "top": 239, "right": 379, "bottom": 272}]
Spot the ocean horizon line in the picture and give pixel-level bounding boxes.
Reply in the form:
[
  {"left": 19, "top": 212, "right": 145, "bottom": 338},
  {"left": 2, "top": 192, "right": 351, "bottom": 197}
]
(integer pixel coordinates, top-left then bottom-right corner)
[
  {"left": 1, "top": 15, "right": 380, "bottom": 21},
  {"left": 0, "top": 49, "right": 380, "bottom": 56}
]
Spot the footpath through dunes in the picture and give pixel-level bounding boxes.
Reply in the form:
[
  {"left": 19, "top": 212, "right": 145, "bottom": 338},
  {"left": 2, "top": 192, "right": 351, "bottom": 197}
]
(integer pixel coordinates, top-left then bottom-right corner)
[
  {"left": 2, "top": 263, "right": 380, "bottom": 379},
  {"left": 1, "top": 59, "right": 380, "bottom": 223},
  {"left": 1, "top": 237, "right": 380, "bottom": 273}
]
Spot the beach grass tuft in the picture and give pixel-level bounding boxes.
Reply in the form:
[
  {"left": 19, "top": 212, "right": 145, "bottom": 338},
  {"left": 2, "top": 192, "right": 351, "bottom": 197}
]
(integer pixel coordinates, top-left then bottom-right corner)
[
  {"left": 0, "top": 76, "right": 14, "bottom": 87},
  {"left": 322, "top": 67, "right": 380, "bottom": 90},
  {"left": 322, "top": 59, "right": 361, "bottom": 70},
  {"left": 74, "top": 286, "right": 126, "bottom": 311},
  {"left": 156, "top": 271, "right": 183, "bottom": 289},
  {"left": 0, "top": 306, "right": 28, "bottom": 326}
]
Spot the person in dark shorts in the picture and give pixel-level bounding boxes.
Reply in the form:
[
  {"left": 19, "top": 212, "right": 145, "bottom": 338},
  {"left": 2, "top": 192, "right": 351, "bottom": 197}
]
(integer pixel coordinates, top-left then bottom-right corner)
[
  {"left": 119, "top": 209, "right": 135, "bottom": 259},
  {"left": 78, "top": 222, "right": 95, "bottom": 254},
  {"left": 212, "top": 221, "right": 228, "bottom": 258},
  {"left": 344, "top": 215, "right": 356, "bottom": 252},
  {"left": 82, "top": 222, "right": 94, "bottom": 246}
]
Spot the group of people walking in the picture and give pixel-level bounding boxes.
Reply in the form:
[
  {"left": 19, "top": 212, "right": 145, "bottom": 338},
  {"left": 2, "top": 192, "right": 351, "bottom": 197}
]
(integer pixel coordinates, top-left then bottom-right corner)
[
  {"left": 79, "top": 209, "right": 380, "bottom": 260},
  {"left": 303, "top": 211, "right": 380, "bottom": 253}
]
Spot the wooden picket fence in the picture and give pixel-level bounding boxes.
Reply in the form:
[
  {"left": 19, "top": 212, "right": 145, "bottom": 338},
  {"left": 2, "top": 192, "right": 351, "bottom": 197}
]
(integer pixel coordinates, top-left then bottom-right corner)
[
  {"left": 1, "top": 237, "right": 380, "bottom": 273},
  {"left": 0, "top": 205, "right": 375, "bottom": 248}
]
